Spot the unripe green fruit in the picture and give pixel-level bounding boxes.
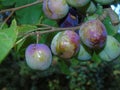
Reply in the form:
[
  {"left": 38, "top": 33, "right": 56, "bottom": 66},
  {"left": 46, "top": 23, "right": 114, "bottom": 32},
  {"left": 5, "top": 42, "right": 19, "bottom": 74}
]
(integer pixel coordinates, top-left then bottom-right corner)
[
  {"left": 77, "top": 44, "right": 91, "bottom": 60},
  {"left": 66, "top": 0, "right": 90, "bottom": 8},
  {"left": 77, "top": 1, "right": 96, "bottom": 15},
  {"left": 51, "top": 30, "right": 80, "bottom": 59},
  {"left": 94, "top": 0, "right": 114, "bottom": 5},
  {"left": 86, "top": 2, "right": 96, "bottom": 15},
  {"left": 84, "top": 14, "right": 98, "bottom": 22},
  {"left": 43, "top": 0, "right": 69, "bottom": 20},
  {"left": 99, "top": 35, "right": 120, "bottom": 61},
  {"left": 79, "top": 19, "right": 107, "bottom": 49},
  {"left": 25, "top": 44, "right": 52, "bottom": 70}
]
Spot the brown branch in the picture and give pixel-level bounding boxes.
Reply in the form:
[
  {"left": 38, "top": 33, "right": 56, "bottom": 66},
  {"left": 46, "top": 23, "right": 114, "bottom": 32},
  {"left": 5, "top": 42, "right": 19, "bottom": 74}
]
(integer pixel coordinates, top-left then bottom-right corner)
[
  {"left": 15, "top": 10, "right": 108, "bottom": 46},
  {"left": 36, "top": 31, "right": 40, "bottom": 44},
  {"left": 15, "top": 25, "right": 80, "bottom": 46},
  {"left": 0, "top": 0, "right": 43, "bottom": 13},
  {"left": 13, "top": 3, "right": 108, "bottom": 46}
]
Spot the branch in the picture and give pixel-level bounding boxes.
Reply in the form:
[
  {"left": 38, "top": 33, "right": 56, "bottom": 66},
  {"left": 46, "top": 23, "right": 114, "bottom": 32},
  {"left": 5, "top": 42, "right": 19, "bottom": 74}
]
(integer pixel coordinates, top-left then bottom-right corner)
[
  {"left": 0, "top": 0, "right": 43, "bottom": 13},
  {"left": 15, "top": 10, "right": 109, "bottom": 46},
  {"left": 15, "top": 25, "right": 80, "bottom": 46}
]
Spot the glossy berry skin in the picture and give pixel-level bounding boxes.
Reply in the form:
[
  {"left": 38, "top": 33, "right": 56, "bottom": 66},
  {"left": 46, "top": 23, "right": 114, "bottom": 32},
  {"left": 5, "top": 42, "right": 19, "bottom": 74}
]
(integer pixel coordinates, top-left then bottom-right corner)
[
  {"left": 66, "top": 0, "right": 90, "bottom": 8},
  {"left": 43, "top": 0, "right": 69, "bottom": 20},
  {"left": 99, "top": 35, "right": 120, "bottom": 61},
  {"left": 25, "top": 44, "right": 52, "bottom": 70},
  {"left": 51, "top": 30, "right": 80, "bottom": 59},
  {"left": 79, "top": 19, "right": 107, "bottom": 49}
]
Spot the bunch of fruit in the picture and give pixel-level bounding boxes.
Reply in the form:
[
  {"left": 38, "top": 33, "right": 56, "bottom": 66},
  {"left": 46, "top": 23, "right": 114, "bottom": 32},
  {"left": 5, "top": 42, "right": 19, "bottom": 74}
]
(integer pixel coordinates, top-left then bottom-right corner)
[{"left": 25, "top": 0, "right": 120, "bottom": 70}]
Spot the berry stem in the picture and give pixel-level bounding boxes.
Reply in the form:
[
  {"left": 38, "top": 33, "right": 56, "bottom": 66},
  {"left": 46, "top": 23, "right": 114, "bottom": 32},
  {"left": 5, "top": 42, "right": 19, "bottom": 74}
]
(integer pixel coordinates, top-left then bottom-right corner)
[{"left": 36, "top": 31, "right": 40, "bottom": 44}]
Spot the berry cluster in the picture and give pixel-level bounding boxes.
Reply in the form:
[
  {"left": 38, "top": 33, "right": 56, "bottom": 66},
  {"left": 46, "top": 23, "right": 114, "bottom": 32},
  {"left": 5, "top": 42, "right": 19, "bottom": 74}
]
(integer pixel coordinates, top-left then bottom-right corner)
[{"left": 25, "top": 0, "right": 120, "bottom": 70}]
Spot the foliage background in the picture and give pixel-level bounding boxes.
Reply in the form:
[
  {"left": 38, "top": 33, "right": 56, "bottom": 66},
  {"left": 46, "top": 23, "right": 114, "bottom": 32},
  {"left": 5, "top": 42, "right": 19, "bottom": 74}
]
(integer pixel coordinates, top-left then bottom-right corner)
[{"left": 0, "top": 0, "right": 120, "bottom": 90}]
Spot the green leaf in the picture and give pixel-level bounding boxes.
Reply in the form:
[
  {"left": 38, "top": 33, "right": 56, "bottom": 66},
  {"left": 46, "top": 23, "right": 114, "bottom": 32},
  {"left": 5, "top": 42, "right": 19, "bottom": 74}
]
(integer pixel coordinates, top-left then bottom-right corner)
[
  {"left": 70, "top": 58, "right": 79, "bottom": 67},
  {"left": 40, "top": 34, "right": 48, "bottom": 43},
  {"left": 16, "top": 39, "right": 25, "bottom": 52},
  {"left": 95, "top": 4, "right": 103, "bottom": 15},
  {"left": 16, "top": 25, "right": 37, "bottom": 51},
  {"left": 15, "top": 0, "right": 42, "bottom": 24},
  {"left": 17, "top": 25, "right": 37, "bottom": 37},
  {"left": 58, "top": 60, "right": 70, "bottom": 75},
  {"left": 114, "top": 33, "right": 120, "bottom": 42},
  {"left": 0, "top": 0, "right": 16, "bottom": 6},
  {"left": 42, "top": 18, "right": 58, "bottom": 26},
  {"left": 92, "top": 52, "right": 101, "bottom": 64},
  {"left": 0, "top": 19, "right": 18, "bottom": 63},
  {"left": 103, "top": 17, "right": 117, "bottom": 36}
]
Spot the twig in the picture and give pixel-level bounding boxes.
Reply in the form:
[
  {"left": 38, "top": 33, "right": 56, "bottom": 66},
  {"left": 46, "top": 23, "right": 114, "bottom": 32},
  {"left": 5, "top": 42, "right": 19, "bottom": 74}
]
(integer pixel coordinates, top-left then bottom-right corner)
[
  {"left": 15, "top": 32, "right": 35, "bottom": 45},
  {"left": 0, "top": 0, "right": 43, "bottom": 13},
  {"left": 36, "top": 31, "right": 40, "bottom": 44},
  {"left": 15, "top": 11, "right": 109, "bottom": 45},
  {"left": 18, "top": 27, "right": 51, "bottom": 37},
  {"left": 15, "top": 25, "right": 80, "bottom": 45}
]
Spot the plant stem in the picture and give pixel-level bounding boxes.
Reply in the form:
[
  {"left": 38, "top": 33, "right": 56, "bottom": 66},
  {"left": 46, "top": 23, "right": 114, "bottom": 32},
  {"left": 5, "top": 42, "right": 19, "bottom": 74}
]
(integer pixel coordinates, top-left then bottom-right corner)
[
  {"left": 15, "top": 25, "right": 80, "bottom": 45},
  {"left": 36, "top": 31, "right": 40, "bottom": 44}
]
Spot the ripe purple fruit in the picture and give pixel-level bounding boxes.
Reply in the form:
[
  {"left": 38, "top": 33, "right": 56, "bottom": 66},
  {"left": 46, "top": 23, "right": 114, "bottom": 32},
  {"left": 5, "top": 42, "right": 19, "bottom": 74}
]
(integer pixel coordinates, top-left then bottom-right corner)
[
  {"left": 43, "top": 0, "right": 69, "bottom": 20},
  {"left": 51, "top": 30, "right": 80, "bottom": 59},
  {"left": 25, "top": 44, "right": 52, "bottom": 70},
  {"left": 79, "top": 19, "right": 107, "bottom": 49}
]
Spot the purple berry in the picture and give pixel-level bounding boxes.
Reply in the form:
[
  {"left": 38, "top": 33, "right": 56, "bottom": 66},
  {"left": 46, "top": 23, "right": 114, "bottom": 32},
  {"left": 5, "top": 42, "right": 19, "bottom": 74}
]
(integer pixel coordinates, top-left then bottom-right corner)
[
  {"left": 43, "top": 0, "right": 69, "bottom": 20},
  {"left": 25, "top": 44, "right": 52, "bottom": 70},
  {"left": 79, "top": 19, "right": 107, "bottom": 49},
  {"left": 51, "top": 30, "right": 80, "bottom": 59}
]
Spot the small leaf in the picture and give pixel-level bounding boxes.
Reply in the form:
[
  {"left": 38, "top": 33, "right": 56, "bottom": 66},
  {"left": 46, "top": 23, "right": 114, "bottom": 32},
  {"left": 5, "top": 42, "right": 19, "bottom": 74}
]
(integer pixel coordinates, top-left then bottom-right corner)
[
  {"left": 92, "top": 52, "right": 101, "bottom": 64},
  {"left": 17, "top": 25, "right": 37, "bottom": 37},
  {"left": 70, "top": 58, "right": 79, "bottom": 67},
  {"left": 16, "top": 25, "right": 37, "bottom": 53},
  {"left": 95, "top": 4, "right": 103, "bottom": 15},
  {"left": 42, "top": 18, "right": 58, "bottom": 26},
  {"left": 114, "top": 33, "right": 120, "bottom": 42},
  {"left": 58, "top": 60, "right": 70, "bottom": 75},
  {"left": 15, "top": 0, "right": 42, "bottom": 24},
  {"left": 103, "top": 17, "right": 117, "bottom": 36},
  {"left": 0, "top": 19, "right": 18, "bottom": 63},
  {"left": 0, "top": 0, "right": 16, "bottom": 6}
]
